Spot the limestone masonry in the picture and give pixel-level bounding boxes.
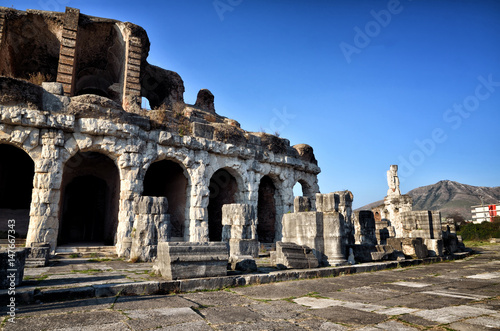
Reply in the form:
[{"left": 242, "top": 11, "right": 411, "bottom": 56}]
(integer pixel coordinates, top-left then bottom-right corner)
[
  {"left": 0, "top": 7, "right": 464, "bottom": 268},
  {"left": 0, "top": 7, "right": 319, "bottom": 259}
]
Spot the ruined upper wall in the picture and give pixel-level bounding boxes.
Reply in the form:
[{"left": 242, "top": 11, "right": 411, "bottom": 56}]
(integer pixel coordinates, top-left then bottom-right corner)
[{"left": 0, "top": 7, "right": 319, "bottom": 171}]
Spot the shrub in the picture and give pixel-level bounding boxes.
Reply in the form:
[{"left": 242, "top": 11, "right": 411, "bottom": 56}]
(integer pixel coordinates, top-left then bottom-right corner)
[
  {"left": 27, "top": 72, "right": 53, "bottom": 86},
  {"left": 458, "top": 221, "right": 500, "bottom": 241}
]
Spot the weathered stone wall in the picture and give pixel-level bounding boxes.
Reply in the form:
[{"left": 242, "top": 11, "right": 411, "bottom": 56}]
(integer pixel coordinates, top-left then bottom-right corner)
[
  {"left": 0, "top": 80, "right": 320, "bottom": 255},
  {"left": 0, "top": 7, "right": 320, "bottom": 257}
]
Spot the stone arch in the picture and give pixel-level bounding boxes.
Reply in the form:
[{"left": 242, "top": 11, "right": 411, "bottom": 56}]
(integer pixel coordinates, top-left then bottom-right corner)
[
  {"left": 293, "top": 178, "right": 314, "bottom": 198},
  {"left": 0, "top": 143, "right": 35, "bottom": 239},
  {"left": 142, "top": 158, "right": 190, "bottom": 240},
  {"left": 207, "top": 167, "right": 243, "bottom": 241},
  {"left": 58, "top": 151, "right": 120, "bottom": 245}
]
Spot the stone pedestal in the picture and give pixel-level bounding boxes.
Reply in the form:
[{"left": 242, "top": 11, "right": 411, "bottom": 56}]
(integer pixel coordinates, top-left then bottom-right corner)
[
  {"left": 0, "top": 248, "right": 27, "bottom": 289},
  {"left": 155, "top": 242, "right": 228, "bottom": 280},
  {"left": 222, "top": 204, "right": 258, "bottom": 258},
  {"left": 26, "top": 242, "right": 50, "bottom": 267},
  {"left": 131, "top": 196, "right": 170, "bottom": 262}
]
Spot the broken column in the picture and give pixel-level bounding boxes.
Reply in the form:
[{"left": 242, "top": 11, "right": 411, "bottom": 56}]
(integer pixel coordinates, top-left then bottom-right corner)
[
  {"left": 221, "top": 204, "right": 259, "bottom": 258},
  {"left": 130, "top": 196, "right": 170, "bottom": 262},
  {"left": 281, "top": 193, "right": 350, "bottom": 266},
  {"left": 155, "top": 242, "right": 228, "bottom": 280}
]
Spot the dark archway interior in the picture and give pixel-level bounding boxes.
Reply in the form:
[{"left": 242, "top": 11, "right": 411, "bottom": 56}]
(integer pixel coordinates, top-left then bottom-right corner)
[
  {"left": 143, "top": 160, "right": 187, "bottom": 239},
  {"left": 59, "top": 152, "right": 119, "bottom": 245},
  {"left": 208, "top": 169, "right": 238, "bottom": 241},
  {"left": 257, "top": 176, "right": 276, "bottom": 243},
  {"left": 0, "top": 144, "right": 34, "bottom": 238},
  {"left": 75, "top": 23, "right": 125, "bottom": 101}
]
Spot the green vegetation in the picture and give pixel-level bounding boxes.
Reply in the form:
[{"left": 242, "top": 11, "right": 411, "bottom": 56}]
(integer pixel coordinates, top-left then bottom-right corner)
[{"left": 458, "top": 218, "right": 500, "bottom": 241}]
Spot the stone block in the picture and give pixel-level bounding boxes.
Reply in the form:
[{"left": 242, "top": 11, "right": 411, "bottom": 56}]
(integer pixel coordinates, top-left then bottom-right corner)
[
  {"left": 191, "top": 122, "right": 214, "bottom": 140},
  {"left": 348, "top": 244, "right": 376, "bottom": 263},
  {"left": 42, "top": 82, "right": 64, "bottom": 95},
  {"left": 294, "top": 196, "right": 312, "bottom": 212},
  {"left": 315, "top": 193, "right": 335, "bottom": 212},
  {"left": 221, "top": 203, "right": 256, "bottom": 241},
  {"left": 228, "top": 255, "right": 257, "bottom": 272},
  {"left": 0, "top": 248, "right": 27, "bottom": 289},
  {"left": 26, "top": 242, "right": 50, "bottom": 267},
  {"left": 273, "top": 241, "right": 319, "bottom": 269},
  {"left": 156, "top": 242, "right": 228, "bottom": 280},
  {"left": 227, "top": 239, "right": 259, "bottom": 258},
  {"left": 402, "top": 238, "right": 428, "bottom": 259},
  {"left": 425, "top": 239, "right": 443, "bottom": 257}
]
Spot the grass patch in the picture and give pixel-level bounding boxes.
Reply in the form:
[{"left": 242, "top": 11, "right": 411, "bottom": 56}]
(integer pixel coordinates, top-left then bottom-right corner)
[
  {"left": 87, "top": 258, "right": 112, "bottom": 262},
  {"left": 71, "top": 269, "right": 102, "bottom": 274}
]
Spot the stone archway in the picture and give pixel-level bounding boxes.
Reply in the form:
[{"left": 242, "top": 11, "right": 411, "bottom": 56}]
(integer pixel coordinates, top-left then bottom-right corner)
[
  {"left": 58, "top": 151, "right": 119, "bottom": 245},
  {"left": 0, "top": 144, "right": 34, "bottom": 239},
  {"left": 142, "top": 159, "right": 188, "bottom": 240},
  {"left": 207, "top": 168, "right": 239, "bottom": 241},
  {"left": 257, "top": 175, "right": 277, "bottom": 243}
]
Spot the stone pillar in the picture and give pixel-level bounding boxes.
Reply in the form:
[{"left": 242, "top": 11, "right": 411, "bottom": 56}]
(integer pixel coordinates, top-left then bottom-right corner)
[
  {"left": 26, "top": 130, "right": 64, "bottom": 253},
  {"left": 130, "top": 196, "right": 170, "bottom": 262},
  {"left": 322, "top": 212, "right": 347, "bottom": 266},
  {"left": 122, "top": 36, "right": 142, "bottom": 111},
  {"left": 116, "top": 159, "right": 143, "bottom": 257},
  {"left": 221, "top": 203, "right": 259, "bottom": 257},
  {"left": 187, "top": 160, "right": 209, "bottom": 243},
  {"left": 56, "top": 7, "right": 80, "bottom": 96}
]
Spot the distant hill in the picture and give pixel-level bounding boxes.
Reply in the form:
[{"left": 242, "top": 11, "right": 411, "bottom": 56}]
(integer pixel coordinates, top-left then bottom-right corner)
[{"left": 358, "top": 180, "right": 500, "bottom": 220}]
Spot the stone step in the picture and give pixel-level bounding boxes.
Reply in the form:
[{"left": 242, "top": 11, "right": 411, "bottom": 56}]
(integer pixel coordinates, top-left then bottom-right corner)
[{"left": 55, "top": 245, "right": 117, "bottom": 258}]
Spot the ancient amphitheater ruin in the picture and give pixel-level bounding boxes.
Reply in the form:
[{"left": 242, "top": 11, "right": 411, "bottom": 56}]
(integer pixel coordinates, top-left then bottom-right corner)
[
  {"left": 0, "top": 7, "right": 463, "bottom": 269},
  {"left": 0, "top": 7, "right": 320, "bottom": 258}
]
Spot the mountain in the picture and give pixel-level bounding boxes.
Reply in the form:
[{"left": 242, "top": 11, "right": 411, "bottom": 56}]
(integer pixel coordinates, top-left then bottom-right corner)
[{"left": 358, "top": 180, "right": 500, "bottom": 220}]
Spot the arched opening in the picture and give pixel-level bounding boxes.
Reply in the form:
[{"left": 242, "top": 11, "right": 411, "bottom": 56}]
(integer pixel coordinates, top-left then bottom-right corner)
[
  {"left": 208, "top": 169, "right": 239, "bottom": 241},
  {"left": 0, "top": 144, "right": 34, "bottom": 239},
  {"left": 257, "top": 176, "right": 277, "bottom": 243},
  {"left": 293, "top": 179, "right": 313, "bottom": 198},
  {"left": 58, "top": 152, "right": 119, "bottom": 245},
  {"left": 143, "top": 160, "right": 188, "bottom": 240}
]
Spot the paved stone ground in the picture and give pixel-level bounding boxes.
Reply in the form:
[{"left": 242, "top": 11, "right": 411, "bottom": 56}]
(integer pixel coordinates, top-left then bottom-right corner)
[{"left": 2, "top": 245, "right": 500, "bottom": 330}]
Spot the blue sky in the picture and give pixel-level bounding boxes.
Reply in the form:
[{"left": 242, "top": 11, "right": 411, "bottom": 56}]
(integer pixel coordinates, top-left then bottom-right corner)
[{"left": 11, "top": 0, "right": 500, "bottom": 208}]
